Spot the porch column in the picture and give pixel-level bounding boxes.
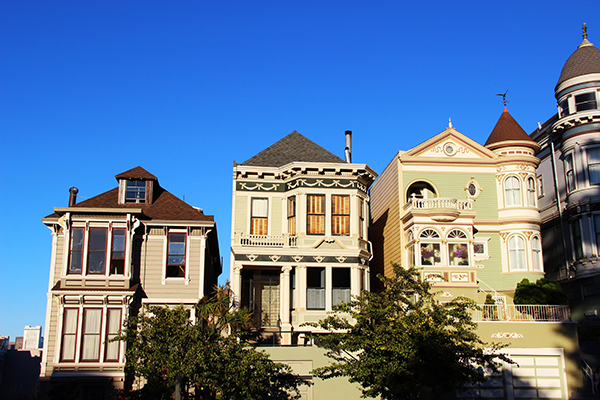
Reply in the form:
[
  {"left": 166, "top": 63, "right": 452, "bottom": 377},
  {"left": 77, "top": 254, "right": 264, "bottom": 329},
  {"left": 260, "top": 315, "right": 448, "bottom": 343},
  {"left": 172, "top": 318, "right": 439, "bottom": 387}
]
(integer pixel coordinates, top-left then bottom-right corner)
[
  {"left": 280, "top": 265, "right": 292, "bottom": 345},
  {"left": 231, "top": 264, "right": 243, "bottom": 305},
  {"left": 350, "top": 265, "right": 361, "bottom": 297},
  {"left": 296, "top": 265, "right": 307, "bottom": 311}
]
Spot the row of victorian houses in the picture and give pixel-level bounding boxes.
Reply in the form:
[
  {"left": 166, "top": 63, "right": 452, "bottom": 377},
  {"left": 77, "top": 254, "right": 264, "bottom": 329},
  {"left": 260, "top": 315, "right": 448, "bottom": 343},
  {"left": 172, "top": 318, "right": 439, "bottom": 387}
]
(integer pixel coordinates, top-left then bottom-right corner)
[{"left": 37, "top": 26, "right": 600, "bottom": 399}]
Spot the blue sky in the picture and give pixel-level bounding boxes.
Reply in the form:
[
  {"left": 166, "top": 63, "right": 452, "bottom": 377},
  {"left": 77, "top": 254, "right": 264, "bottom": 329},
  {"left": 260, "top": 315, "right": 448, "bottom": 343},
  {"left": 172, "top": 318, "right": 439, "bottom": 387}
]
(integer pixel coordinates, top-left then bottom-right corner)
[{"left": 1, "top": 0, "right": 598, "bottom": 341}]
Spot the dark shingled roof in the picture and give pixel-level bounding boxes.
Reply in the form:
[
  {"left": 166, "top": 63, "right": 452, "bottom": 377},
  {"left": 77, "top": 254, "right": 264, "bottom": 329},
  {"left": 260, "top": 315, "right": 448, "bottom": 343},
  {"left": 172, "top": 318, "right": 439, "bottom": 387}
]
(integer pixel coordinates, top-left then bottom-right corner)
[
  {"left": 241, "top": 131, "right": 345, "bottom": 167},
  {"left": 44, "top": 168, "right": 213, "bottom": 222},
  {"left": 485, "top": 108, "right": 536, "bottom": 147},
  {"left": 557, "top": 40, "right": 600, "bottom": 88},
  {"left": 115, "top": 166, "right": 157, "bottom": 181}
]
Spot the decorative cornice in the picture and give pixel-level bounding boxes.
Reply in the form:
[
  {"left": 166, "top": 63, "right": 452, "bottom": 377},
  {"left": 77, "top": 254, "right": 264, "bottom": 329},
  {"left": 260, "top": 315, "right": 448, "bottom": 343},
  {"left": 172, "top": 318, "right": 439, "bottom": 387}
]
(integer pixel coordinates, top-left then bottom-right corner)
[{"left": 491, "top": 332, "right": 524, "bottom": 339}]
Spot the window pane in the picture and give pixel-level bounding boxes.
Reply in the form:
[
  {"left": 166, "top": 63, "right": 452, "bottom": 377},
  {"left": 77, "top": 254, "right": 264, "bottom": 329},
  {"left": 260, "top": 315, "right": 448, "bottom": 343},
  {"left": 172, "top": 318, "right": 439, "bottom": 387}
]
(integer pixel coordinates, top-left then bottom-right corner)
[
  {"left": 420, "top": 243, "right": 441, "bottom": 265},
  {"left": 88, "top": 229, "right": 107, "bottom": 274},
  {"left": 307, "top": 195, "right": 325, "bottom": 234},
  {"left": 509, "top": 236, "right": 526, "bottom": 270},
  {"left": 61, "top": 308, "right": 78, "bottom": 361},
  {"left": 167, "top": 234, "right": 186, "bottom": 277},
  {"left": 252, "top": 198, "right": 268, "bottom": 217},
  {"left": 589, "top": 149, "right": 600, "bottom": 185},
  {"left": 505, "top": 176, "right": 521, "bottom": 206},
  {"left": 81, "top": 309, "right": 101, "bottom": 361},
  {"left": 69, "top": 228, "right": 84, "bottom": 274},
  {"left": 532, "top": 237, "right": 541, "bottom": 271},
  {"left": 449, "top": 243, "right": 469, "bottom": 265},
  {"left": 105, "top": 309, "right": 121, "bottom": 361},
  {"left": 332, "top": 196, "right": 350, "bottom": 235},
  {"left": 575, "top": 92, "right": 598, "bottom": 111}
]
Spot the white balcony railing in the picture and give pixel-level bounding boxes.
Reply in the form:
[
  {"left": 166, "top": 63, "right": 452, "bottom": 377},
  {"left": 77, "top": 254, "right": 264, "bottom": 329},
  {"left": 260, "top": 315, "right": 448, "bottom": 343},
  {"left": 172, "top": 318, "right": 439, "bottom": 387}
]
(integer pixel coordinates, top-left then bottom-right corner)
[
  {"left": 404, "top": 197, "right": 473, "bottom": 212},
  {"left": 471, "top": 305, "right": 570, "bottom": 322},
  {"left": 237, "top": 233, "right": 297, "bottom": 248}
]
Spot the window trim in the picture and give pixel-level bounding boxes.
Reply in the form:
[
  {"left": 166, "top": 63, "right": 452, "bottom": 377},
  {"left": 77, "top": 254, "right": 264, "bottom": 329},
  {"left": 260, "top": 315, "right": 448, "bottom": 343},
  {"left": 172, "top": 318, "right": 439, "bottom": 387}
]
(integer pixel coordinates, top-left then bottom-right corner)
[
  {"left": 110, "top": 229, "right": 126, "bottom": 275},
  {"left": 508, "top": 234, "right": 527, "bottom": 271},
  {"left": 80, "top": 308, "right": 103, "bottom": 362},
  {"left": 104, "top": 308, "right": 122, "bottom": 362},
  {"left": 418, "top": 228, "right": 442, "bottom": 267},
  {"left": 504, "top": 175, "right": 522, "bottom": 207},
  {"left": 575, "top": 91, "right": 598, "bottom": 112},
  {"left": 531, "top": 236, "right": 542, "bottom": 272},
  {"left": 526, "top": 176, "right": 536, "bottom": 207},
  {"left": 446, "top": 229, "right": 470, "bottom": 266},
  {"left": 587, "top": 147, "right": 600, "bottom": 186},
  {"left": 287, "top": 196, "right": 296, "bottom": 236},
  {"left": 60, "top": 308, "right": 79, "bottom": 362},
  {"left": 125, "top": 179, "right": 146, "bottom": 204},
  {"left": 537, "top": 175, "right": 544, "bottom": 198},
  {"left": 68, "top": 228, "right": 85, "bottom": 275},
  {"left": 565, "top": 153, "right": 575, "bottom": 193},
  {"left": 307, "top": 267, "right": 326, "bottom": 310},
  {"left": 87, "top": 228, "right": 108, "bottom": 275},
  {"left": 250, "top": 198, "right": 268, "bottom": 235}
]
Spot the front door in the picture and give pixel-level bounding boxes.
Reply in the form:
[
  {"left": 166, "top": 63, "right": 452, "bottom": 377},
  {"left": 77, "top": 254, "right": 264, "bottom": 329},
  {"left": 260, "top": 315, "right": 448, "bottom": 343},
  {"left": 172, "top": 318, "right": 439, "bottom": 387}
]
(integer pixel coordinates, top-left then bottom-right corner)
[{"left": 241, "top": 269, "right": 280, "bottom": 329}]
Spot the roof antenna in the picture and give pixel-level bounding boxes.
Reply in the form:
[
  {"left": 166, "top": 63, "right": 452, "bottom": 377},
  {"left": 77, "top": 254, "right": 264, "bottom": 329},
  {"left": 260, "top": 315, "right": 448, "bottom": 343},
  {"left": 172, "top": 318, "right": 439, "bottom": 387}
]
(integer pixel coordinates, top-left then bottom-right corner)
[{"left": 496, "top": 89, "right": 509, "bottom": 107}]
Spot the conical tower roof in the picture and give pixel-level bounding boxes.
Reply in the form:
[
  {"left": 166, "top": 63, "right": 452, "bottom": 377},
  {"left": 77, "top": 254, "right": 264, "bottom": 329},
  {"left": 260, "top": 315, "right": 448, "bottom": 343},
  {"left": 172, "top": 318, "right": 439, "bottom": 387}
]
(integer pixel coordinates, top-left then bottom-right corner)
[
  {"left": 241, "top": 131, "right": 345, "bottom": 167},
  {"left": 556, "top": 24, "right": 600, "bottom": 89},
  {"left": 485, "top": 108, "right": 539, "bottom": 152}
]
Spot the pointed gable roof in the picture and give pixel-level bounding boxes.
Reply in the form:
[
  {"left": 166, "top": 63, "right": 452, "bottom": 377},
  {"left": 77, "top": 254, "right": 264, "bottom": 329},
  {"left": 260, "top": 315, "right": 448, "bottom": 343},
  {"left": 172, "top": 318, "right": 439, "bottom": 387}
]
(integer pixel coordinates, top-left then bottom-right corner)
[
  {"left": 485, "top": 108, "right": 538, "bottom": 152},
  {"left": 115, "top": 166, "right": 157, "bottom": 181},
  {"left": 241, "top": 131, "right": 345, "bottom": 167}
]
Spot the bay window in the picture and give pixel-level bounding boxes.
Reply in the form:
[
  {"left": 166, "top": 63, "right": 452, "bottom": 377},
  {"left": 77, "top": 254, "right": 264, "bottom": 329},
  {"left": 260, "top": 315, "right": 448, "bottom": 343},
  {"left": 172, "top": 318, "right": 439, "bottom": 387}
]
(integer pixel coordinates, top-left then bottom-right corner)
[
  {"left": 332, "top": 195, "right": 350, "bottom": 235},
  {"left": 307, "top": 195, "right": 325, "bottom": 235},
  {"left": 251, "top": 198, "right": 268, "bottom": 235},
  {"left": 166, "top": 233, "right": 186, "bottom": 278}
]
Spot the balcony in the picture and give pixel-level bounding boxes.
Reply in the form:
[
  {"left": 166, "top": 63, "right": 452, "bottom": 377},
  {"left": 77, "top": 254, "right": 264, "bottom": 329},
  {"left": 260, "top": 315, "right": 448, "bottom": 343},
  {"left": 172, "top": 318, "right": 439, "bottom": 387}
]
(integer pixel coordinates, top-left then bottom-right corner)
[
  {"left": 471, "top": 305, "right": 570, "bottom": 322},
  {"left": 403, "top": 197, "right": 474, "bottom": 223},
  {"left": 236, "top": 233, "right": 297, "bottom": 248}
]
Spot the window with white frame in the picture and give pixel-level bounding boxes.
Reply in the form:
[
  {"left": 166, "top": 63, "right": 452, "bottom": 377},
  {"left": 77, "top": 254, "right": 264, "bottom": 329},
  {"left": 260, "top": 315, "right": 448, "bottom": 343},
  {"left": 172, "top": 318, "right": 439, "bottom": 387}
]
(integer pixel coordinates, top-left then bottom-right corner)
[
  {"left": 527, "top": 177, "right": 536, "bottom": 207},
  {"left": 166, "top": 233, "right": 186, "bottom": 278},
  {"left": 358, "top": 197, "right": 365, "bottom": 239},
  {"left": 504, "top": 176, "right": 522, "bottom": 206},
  {"left": 532, "top": 236, "right": 542, "bottom": 271},
  {"left": 575, "top": 92, "right": 598, "bottom": 112},
  {"left": 537, "top": 175, "right": 544, "bottom": 198},
  {"left": 307, "top": 195, "right": 326, "bottom": 235},
  {"left": 287, "top": 196, "right": 296, "bottom": 235},
  {"left": 508, "top": 235, "right": 527, "bottom": 271},
  {"left": 588, "top": 148, "right": 600, "bottom": 185},
  {"left": 68, "top": 227, "right": 128, "bottom": 276},
  {"left": 331, "top": 195, "right": 350, "bottom": 235},
  {"left": 447, "top": 229, "right": 469, "bottom": 266},
  {"left": 81, "top": 308, "right": 102, "bottom": 361},
  {"left": 251, "top": 198, "right": 268, "bottom": 235},
  {"left": 419, "top": 229, "right": 441, "bottom": 266},
  {"left": 565, "top": 154, "right": 575, "bottom": 192},
  {"left": 559, "top": 98, "right": 570, "bottom": 117},
  {"left": 307, "top": 267, "right": 325, "bottom": 310}
]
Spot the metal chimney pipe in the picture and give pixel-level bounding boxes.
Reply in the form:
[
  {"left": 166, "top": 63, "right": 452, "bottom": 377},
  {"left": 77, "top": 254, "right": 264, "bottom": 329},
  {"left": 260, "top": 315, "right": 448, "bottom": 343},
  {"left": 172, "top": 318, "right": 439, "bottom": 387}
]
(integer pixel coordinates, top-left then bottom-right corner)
[
  {"left": 345, "top": 130, "right": 352, "bottom": 163},
  {"left": 69, "top": 187, "right": 79, "bottom": 207}
]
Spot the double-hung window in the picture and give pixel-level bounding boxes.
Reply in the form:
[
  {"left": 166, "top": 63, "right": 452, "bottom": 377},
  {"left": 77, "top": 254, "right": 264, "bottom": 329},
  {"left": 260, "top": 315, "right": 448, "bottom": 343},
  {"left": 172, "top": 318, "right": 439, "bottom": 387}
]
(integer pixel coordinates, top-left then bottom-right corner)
[
  {"left": 166, "top": 233, "right": 186, "bottom": 278},
  {"left": 87, "top": 228, "right": 107, "bottom": 274},
  {"left": 81, "top": 308, "right": 102, "bottom": 361},
  {"left": 504, "top": 176, "right": 521, "bottom": 206},
  {"left": 125, "top": 180, "right": 146, "bottom": 203},
  {"left": 110, "top": 229, "right": 126, "bottom": 275},
  {"left": 332, "top": 268, "right": 351, "bottom": 306},
  {"left": 532, "top": 237, "right": 542, "bottom": 271},
  {"left": 509, "top": 235, "right": 526, "bottom": 271},
  {"left": 251, "top": 198, "right": 268, "bottom": 235},
  {"left": 359, "top": 198, "right": 365, "bottom": 239},
  {"left": 565, "top": 154, "right": 575, "bottom": 192},
  {"left": 307, "top": 267, "right": 325, "bottom": 309},
  {"left": 419, "top": 229, "right": 441, "bottom": 266},
  {"left": 559, "top": 98, "right": 570, "bottom": 117},
  {"left": 61, "top": 308, "right": 79, "bottom": 361},
  {"left": 332, "top": 195, "right": 350, "bottom": 235},
  {"left": 287, "top": 197, "right": 296, "bottom": 235},
  {"left": 572, "top": 220, "right": 583, "bottom": 260},
  {"left": 68, "top": 228, "right": 85, "bottom": 274},
  {"left": 588, "top": 148, "right": 600, "bottom": 185},
  {"left": 307, "top": 195, "right": 325, "bottom": 235},
  {"left": 447, "top": 229, "right": 469, "bottom": 266},
  {"left": 105, "top": 309, "right": 122, "bottom": 361}
]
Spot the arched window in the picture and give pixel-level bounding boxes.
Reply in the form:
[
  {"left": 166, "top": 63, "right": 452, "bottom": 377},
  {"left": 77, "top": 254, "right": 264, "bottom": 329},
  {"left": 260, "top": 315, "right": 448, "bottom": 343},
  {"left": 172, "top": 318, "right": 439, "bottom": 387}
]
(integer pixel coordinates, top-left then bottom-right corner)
[
  {"left": 527, "top": 177, "right": 536, "bottom": 207},
  {"left": 504, "top": 176, "right": 522, "bottom": 206},
  {"left": 447, "top": 229, "right": 469, "bottom": 266},
  {"left": 509, "top": 235, "right": 527, "bottom": 271},
  {"left": 419, "top": 229, "right": 441, "bottom": 266},
  {"left": 406, "top": 181, "right": 437, "bottom": 202},
  {"left": 532, "top": 237, "right": 542, "bottom": 271}
]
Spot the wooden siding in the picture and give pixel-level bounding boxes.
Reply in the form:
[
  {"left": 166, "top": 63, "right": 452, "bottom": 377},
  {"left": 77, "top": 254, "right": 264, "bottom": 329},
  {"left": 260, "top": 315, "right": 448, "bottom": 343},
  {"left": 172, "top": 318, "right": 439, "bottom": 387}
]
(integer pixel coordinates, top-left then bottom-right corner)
[
  {"left": 271, "top": 196, "right": 283, "bottom": 235},
  {"left": 370, "top": 158, "right": 401, "bottom": 290}
]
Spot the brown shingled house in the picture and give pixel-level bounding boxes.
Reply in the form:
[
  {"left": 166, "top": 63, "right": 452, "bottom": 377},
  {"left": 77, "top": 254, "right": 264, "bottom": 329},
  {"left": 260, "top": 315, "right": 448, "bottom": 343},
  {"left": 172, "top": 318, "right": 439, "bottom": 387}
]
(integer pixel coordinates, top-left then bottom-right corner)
[{"left": 39, "top": 166, "right": 221, "bottom": 398}]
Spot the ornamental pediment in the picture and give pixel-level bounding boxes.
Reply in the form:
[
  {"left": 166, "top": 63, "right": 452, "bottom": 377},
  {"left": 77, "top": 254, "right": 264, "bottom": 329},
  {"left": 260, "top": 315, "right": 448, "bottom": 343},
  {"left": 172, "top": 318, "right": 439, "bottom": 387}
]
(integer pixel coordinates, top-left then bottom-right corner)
[{"left": 402, "top": 128, "right": 497, "bottom": 161}]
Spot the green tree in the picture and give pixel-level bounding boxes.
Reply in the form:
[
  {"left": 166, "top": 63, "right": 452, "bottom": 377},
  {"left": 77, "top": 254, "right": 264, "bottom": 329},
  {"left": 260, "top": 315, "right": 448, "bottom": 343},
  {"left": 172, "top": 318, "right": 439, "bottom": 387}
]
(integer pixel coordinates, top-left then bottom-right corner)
[
  {"left": 114, "top": 283, "right": 307, "bottom": 400},
  {"left": 513, "top": 278, "right": 568, "bottom": 305},
  {"left": 305, "top": 264, "right": 511, "bottom": 400}
]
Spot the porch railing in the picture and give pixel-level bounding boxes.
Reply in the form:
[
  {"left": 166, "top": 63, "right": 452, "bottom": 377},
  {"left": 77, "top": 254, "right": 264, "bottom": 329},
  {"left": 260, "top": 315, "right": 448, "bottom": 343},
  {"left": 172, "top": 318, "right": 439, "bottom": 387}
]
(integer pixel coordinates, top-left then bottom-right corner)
[
  {"left": 471, "top": 305, "right": 570, "bottom": 322},
  {"left": 404, "top": 197, "right": 473, "bottom": 211},
  {"left": 238, "top": 233, "right": 297, "bottom": 247}
]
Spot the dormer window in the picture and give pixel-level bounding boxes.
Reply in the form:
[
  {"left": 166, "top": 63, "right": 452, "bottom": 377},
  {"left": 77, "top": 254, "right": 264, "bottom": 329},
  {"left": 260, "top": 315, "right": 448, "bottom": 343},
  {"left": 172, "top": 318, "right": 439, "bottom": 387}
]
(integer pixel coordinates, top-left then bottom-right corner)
[{"left": 125, "top": 180, "right": 146, "bottom": 203}]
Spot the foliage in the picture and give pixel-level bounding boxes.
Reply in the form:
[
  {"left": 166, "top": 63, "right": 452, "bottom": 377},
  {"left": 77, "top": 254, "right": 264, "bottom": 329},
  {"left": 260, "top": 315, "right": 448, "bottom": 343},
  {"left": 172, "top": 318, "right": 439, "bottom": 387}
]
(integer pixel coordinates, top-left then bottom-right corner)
[
  {"left": 513, "top": 278, "right": 568, "bottom": 305},
  {"left": 305, "top": 263, "right": 511, "bottom": 400},
  {"left": 114, "top": 283, "right": 307, "bottom": 400}
]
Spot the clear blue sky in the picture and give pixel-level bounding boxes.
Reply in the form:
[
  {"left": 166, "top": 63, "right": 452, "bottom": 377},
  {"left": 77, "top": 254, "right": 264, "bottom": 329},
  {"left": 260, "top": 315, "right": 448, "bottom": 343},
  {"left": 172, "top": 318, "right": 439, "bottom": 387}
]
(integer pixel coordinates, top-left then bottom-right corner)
[{"left": 1, "top": 0, "right": 598, "bottom": 341}]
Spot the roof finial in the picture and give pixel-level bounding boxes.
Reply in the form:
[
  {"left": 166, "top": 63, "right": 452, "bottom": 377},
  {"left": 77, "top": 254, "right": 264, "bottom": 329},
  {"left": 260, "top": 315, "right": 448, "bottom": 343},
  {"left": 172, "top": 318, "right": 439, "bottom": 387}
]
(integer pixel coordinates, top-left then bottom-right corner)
[
  {"left": 579, "top": 23, "right": 593, "bottom": 48},
  {"left": 448, "top": 118, "right": 453, "bottom": 129},
  {"left": 583, "top": 23, "right": 588, "bottom": 40},
  {"left": 496, "top": 89, "right": 509, "bottom": 108}
]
